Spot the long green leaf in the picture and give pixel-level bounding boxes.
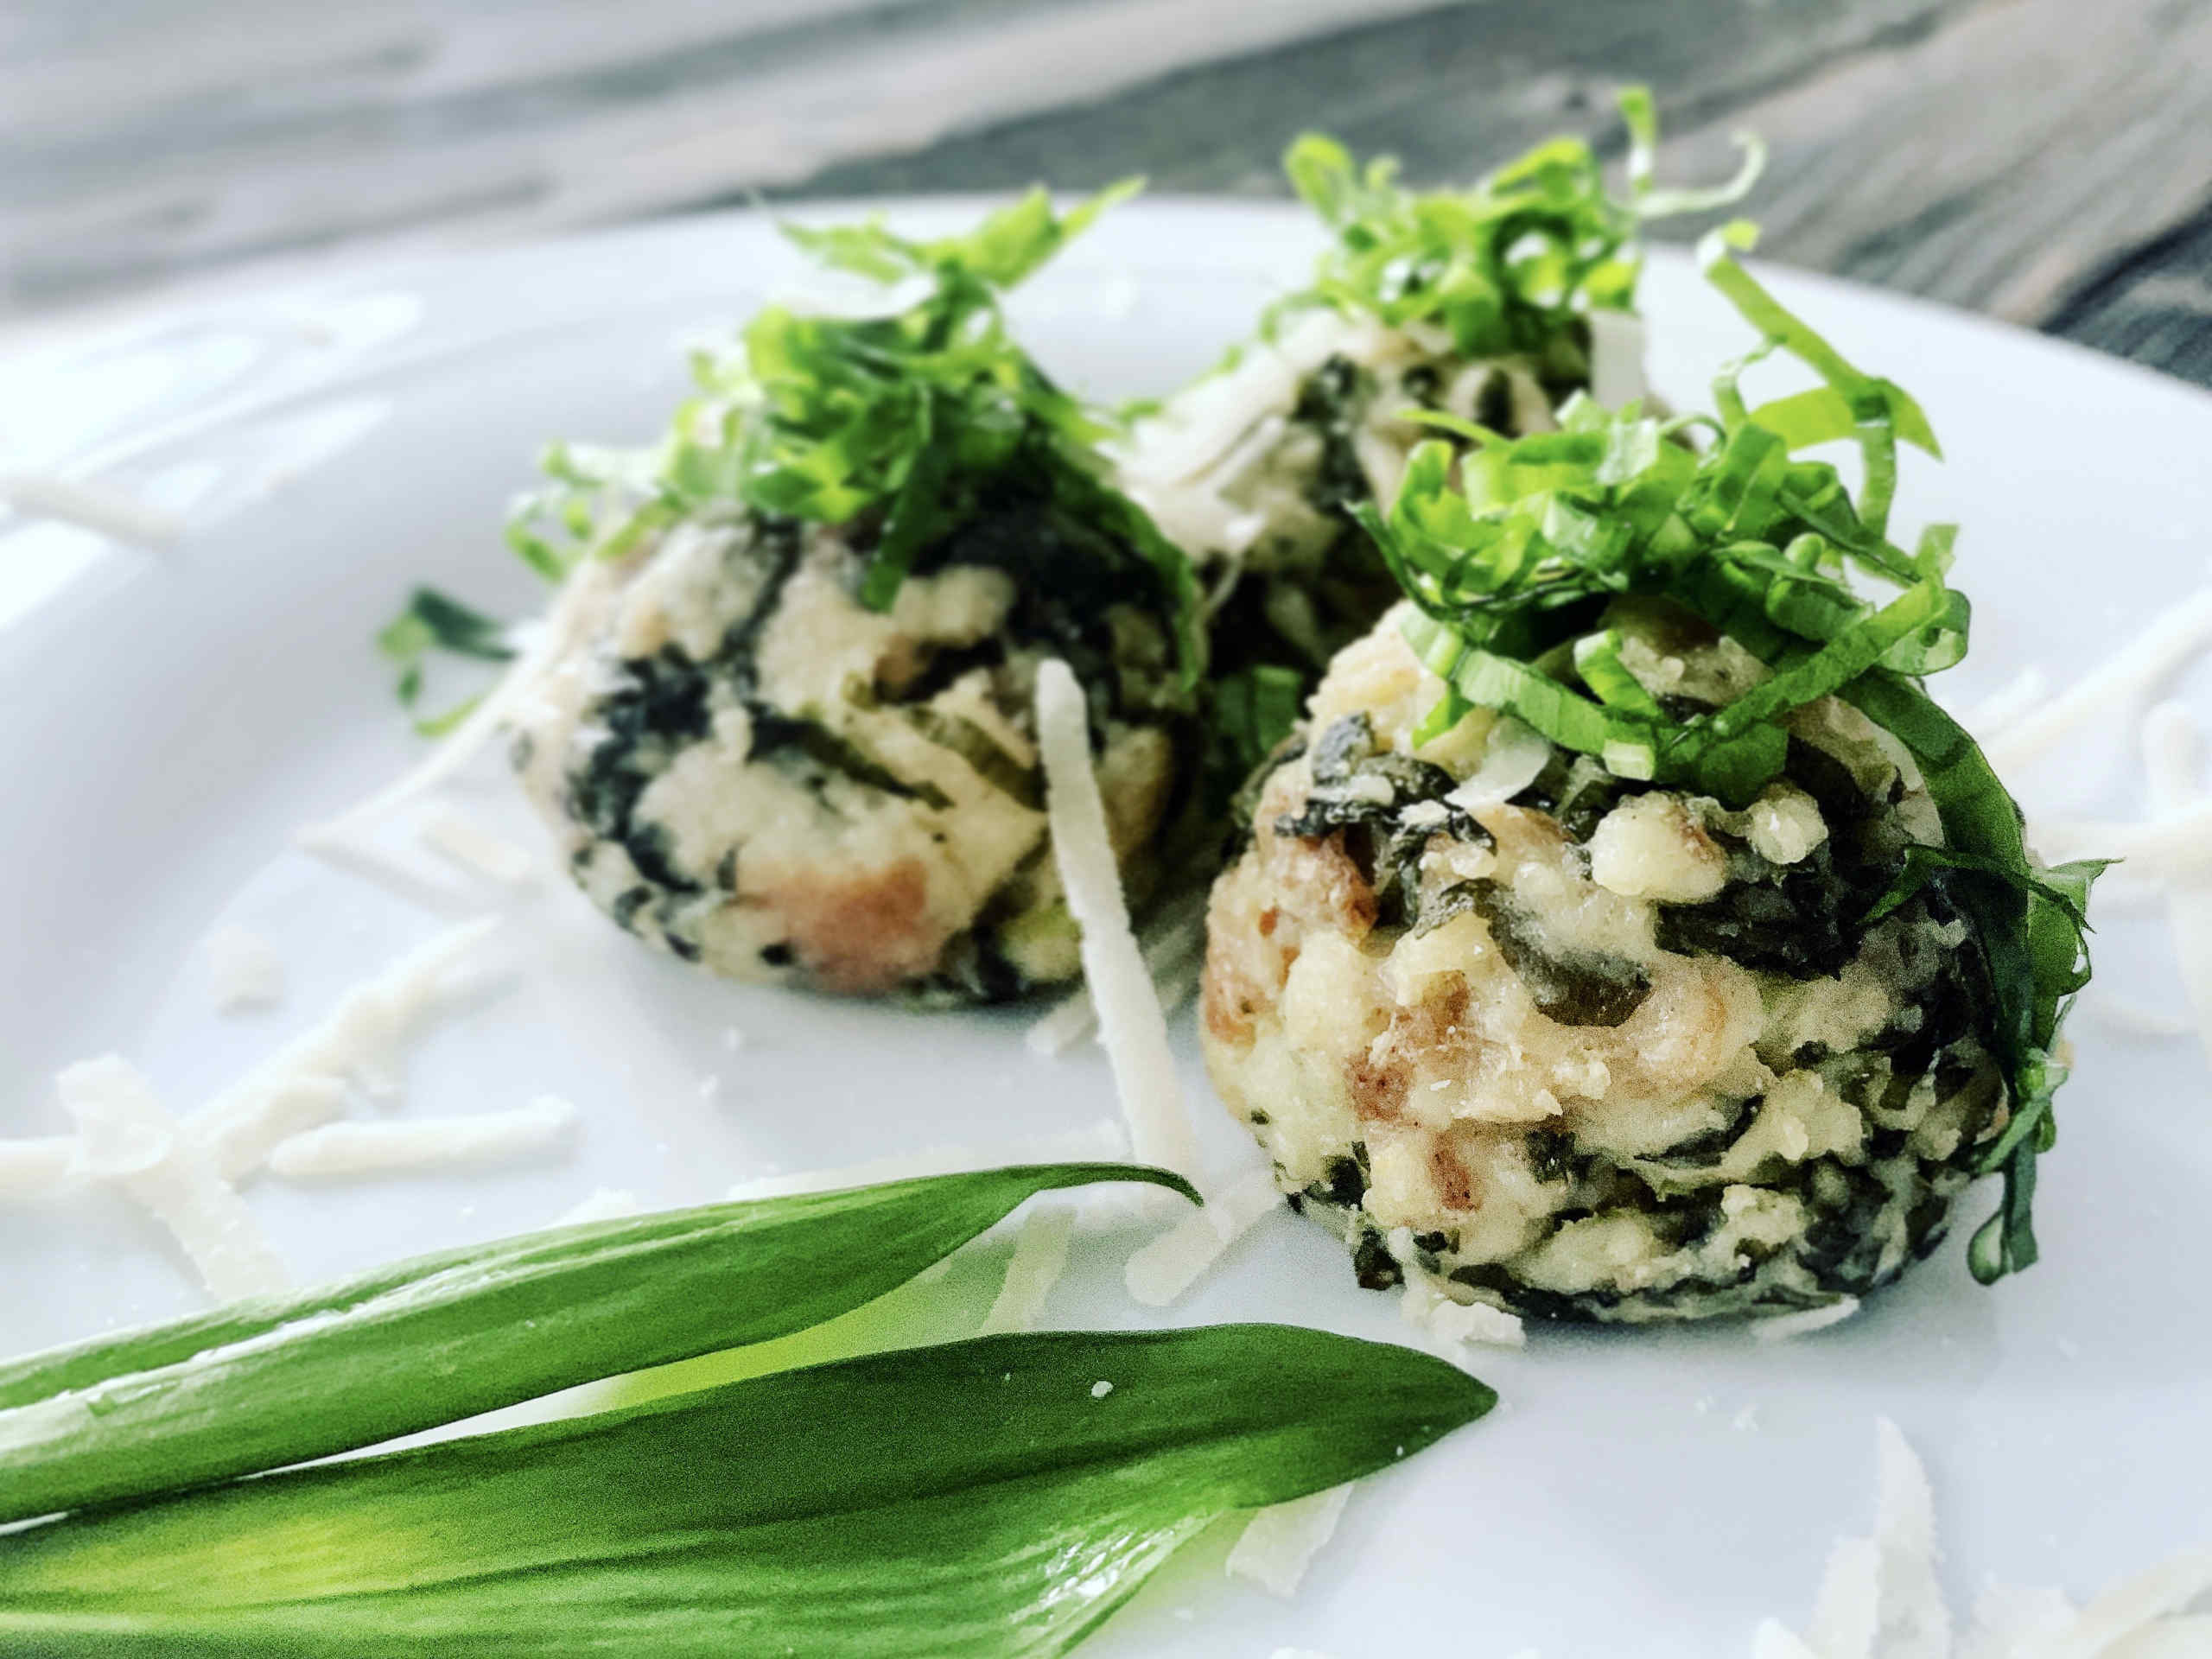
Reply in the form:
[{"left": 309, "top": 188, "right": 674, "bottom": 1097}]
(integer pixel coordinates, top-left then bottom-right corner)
[
  {"left": 0, "top": 1163, "right": 1193, "bottom": 1524},
  {"left": 0, "top": 1326, "right": 1492, "bottom": 1658}
]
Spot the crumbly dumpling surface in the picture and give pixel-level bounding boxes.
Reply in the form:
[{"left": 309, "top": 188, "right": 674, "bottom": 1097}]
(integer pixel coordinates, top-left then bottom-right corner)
[
  {"left": 514, "top": 509, "right": 1186, "bottom": 1001},
  {"left": 1116, "top": 308, "right": 1587, "bottom": 676},
  {"left": 1200, "top": 601, "right": 2006, "bottom": 1321}
]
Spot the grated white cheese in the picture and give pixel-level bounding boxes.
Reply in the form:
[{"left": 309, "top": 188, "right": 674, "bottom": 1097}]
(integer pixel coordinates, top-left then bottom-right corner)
[
  {"left": 1960, "top": 664, "right": 2050, "bottom": 742},
  {"left": 0, "top": 470, "right": 184, "bottom": 548},
  {"left": 1873, "top": 1416, "right": 1950, "bottom": 1659},
  {"left": 553, "top": 1186, "right": 641, "bottom": 1227},
  {"left": 1983, "top": 588, "right": 2212, "bottom": 772},
  {"left": 185, "top": 916, "right": 503, "bottom": 1180},
  {"left": 978, "top": 1203, "right": 1077, "bottom": 1334},
  {"left": 1961, "top": 1582, "right": 2080, "bottom": 1659},
  {"left": 266, "top": 1096, "right": 578, "bottom": 1180},
  {"left": 1090, "top": 1380, "right": 1114, "bottom": 1399},
  {"left": 59, "top": 1057, "right": 287, "bottom": 1300},
  {"left": 1752, "top": 1296, "right": 1861, "bottom": 1344},
  {"left": 1026, "top": 892, "right": 1208, "bottom": 1058},
  {"left": 1808, "top": 1535, "right": 1882, "bottom": 1659},
  {"left": 1399, "top": 1274, "right": 1527, "bottom": 1351},
  {"left": 2139, "top": 702, "right": 2212, "bottom": 1071},
  {"left": 295, "top": 828, "right": 483, "bottom": 916},
  {"left": 419, "top": 806, "right": 537, "bottom": 886},
  {"left": 1447, "top": 715, "right": 1554, "bottom": 809},
  {"left": 725, "top": 1118, "right": 1129, "bottom": 1204},
  {"left": 204, "top": 924, "right": 285, "bottom": 1013},
  {"left": 1226, "top": 1482, "right": 1352, "bottom": 1599},
  {"left": 1034, "top": 659, "right": 1199, "bottom": 1180},
  {"left": 1124, "top": 1166, "right": 1281, "bottom": 1306},
  {"left": 0, "top": 1136, "right": 79, "bottom": 1200},
  {"left": 2024, "top": 1548, "right": 2212, "bottom": 1659}
]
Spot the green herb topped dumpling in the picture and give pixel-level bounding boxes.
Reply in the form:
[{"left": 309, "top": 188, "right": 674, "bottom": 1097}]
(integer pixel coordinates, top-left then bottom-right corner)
[
  {"left": 507, "top": 189, "right": 1202, "bottom": 1001},
  {"left": 1199, "top": 228, "right": 2100, "bottom": 1320},
  {"left": 1116, "top": 89, "right": 1759, "bottom": 783}
]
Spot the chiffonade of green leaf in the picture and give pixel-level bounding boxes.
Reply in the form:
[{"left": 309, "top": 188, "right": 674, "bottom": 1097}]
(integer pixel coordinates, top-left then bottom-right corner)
[
  {"left": 0, "top": 1326, "right": 1493, "bottom": 1659},
  {"left": 1277, "top": 84, "right": 1761, "bottom": 364},
  {"left": 0, "top": 1163, "right": 1194, "bottom": 1525}
]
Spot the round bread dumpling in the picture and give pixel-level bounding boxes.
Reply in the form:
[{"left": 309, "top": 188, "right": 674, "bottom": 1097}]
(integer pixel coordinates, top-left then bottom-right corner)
[
  {"left": 513, "top": 504, "right": 1191, "bottom": 1001},
  {"left": 1118, "top": 306, "right": 1594, "bottom": 677},
  {"left": 1200, "top": 601, "right": 2010, "bottom": 1321}
]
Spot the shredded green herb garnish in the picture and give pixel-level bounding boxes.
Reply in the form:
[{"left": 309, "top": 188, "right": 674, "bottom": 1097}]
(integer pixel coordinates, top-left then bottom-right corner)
[
  {"left": 1359, "top": 219, "right": 2098, "bottom": 1285},
  {"left": 376, "top": 586, "right": 513, "bottom": 734},
  {"left": 1274, "top": 86, "right": 1764, "bottom": 361},
  {"left": 499, "top": 184, "right": 1204, "bottom": 695}
]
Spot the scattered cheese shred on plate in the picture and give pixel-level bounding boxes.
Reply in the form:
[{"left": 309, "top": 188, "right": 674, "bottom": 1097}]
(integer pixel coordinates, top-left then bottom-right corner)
[
  {"left": 977, "top": 1203, "right": 1077, "bottom": 1335},
  {"left": 1124, "top": 1166, "right": 1280, "bottom": 1307},
  {"left": 0, "top": 469, "right": 184, "bottom": 548},
  {"left": 0, "top": 1136, "right": 80, "bottom": 1201},
  {"left": 58, "top": 1056, "right": 288, "bottom": 1300},
  {"left": 1034, "top": 658, "right": 1199, "bottom": 1181},
  {"left": 1227, "top": 1482, "right": 1352, "bottom": 1599},
  {"left": 1982, "top": 586, "right": 2212, "bottom": 773},
  {"left": 266, "top": 1095, "right": 578, "bottom": 1180},
  {"left": 185, "top": 915, "right": 502, "bottom": 1180},
  {"left": 419, "top": 806, "right": 537, "bottom": 886},
  {"left": 1400, "top": 1274, "right": 1526, "bottom": 1351},
  {"left": 1752, "top": 1297, "right": 1860, "bottom": 1344},
  {"left": 203, "top": 923, "right": 285, "bottom": 1013}
]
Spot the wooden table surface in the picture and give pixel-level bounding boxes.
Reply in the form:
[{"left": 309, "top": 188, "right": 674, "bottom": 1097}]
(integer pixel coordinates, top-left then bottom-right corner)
[{"left": 9, "top": 0, "right": 2212, "bottom": 386}]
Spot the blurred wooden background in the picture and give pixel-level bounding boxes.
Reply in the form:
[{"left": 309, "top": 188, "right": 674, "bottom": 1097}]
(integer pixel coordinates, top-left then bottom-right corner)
[{"left": 9, "top": 0, "right": 2212, "bottom": 384}]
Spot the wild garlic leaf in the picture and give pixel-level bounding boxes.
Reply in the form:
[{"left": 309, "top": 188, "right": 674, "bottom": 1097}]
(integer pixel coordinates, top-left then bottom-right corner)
[
  {"left": 0, "top": 1326, "right": 1493, "bottom": 1659},
  {"left": 0, "top": 1162, "right": 1194, "bottom": 1523}
]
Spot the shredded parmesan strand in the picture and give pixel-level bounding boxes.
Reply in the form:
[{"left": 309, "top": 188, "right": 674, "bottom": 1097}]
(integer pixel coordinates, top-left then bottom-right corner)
[
  {"left": 1033, "top": 659, "right": 1199, "bottom": 1179},
  {"left": 1025, "top": 891, "right": 1208, "bottom": 1058},
  {"left": 0, "top": 1136, "right": 80, "bottom": 1201},
  {"left": 59, "top": 1057, "right": 287, "bottom": 1300},
  {"left": 1959, "top": 664, "right": 2050, "bottom": 741},
  {"left": 977, "top": 1203, "right": 1077, "bottom": 1334},
  {"left": 296, "top": 830, "right": 486, "bottom": 916},
  {"left": 300, "top": 559, "right": 604, "bottom": 842},
  {"left": 1984, "top": 588, "right": 2212, "bottom": 772},
  {"left": 1808, "top": 1536, "right": 1882, "bottom": 1659},
  {"left": 267, "top": 1096, "right": 578, "bottom": 1180},
  {"left": 186, "top": 917, "right": 503, "bottom": 1180},
  {"left": 420, "top": 806, "right": 537, "bottom": 886},
  {"left": 2137, "top": 702, "right": 2212, "bottom": 1071},
  {"left": 204, "top": 924, "right": 286, "bottom": 1013},
  {"left": 725, "top": 1118, "right": 1128, "bottom": 1205},
  {"left": 0, "top": 470, "right": 184, "bottom": 548},
  {"left": 1752, "top": 1297, "right": 1861, "bottom": 1344},
  {"left": 1227, "top": 1482, "right": 1353, "bottom": 1599},
  {"left": 2025, "top": 1548, "right": 2212, "bottom": 1659},
  {"left": 1399, "top": 1274, "right": 1527, "bottom": 1351},
  {"left": 1124, "top": 1166, "right": 1281, "bottom": 1306}
]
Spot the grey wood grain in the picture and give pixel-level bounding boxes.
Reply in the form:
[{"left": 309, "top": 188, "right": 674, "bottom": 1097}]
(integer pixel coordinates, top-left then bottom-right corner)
[{"left": 7, "top": 0, "right": 2212, "bottom": 390}]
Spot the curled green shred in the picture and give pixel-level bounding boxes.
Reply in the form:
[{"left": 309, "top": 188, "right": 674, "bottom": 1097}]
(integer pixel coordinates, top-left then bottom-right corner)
[
  {"left": 1278, "top": 86, "right": 1762, "bottom": 363},
  {"left": 500, "top": 183, "right": 1205, "bottom": 698},
  {"left": 1361, "top": 223, "right": 2101, "bottom": 1287}
]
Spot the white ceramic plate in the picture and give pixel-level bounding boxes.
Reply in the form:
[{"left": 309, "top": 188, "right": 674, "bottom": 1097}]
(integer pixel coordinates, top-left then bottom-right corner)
[{"left": 3, "top": 201, "right": 2209, "bottom": 1656}]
